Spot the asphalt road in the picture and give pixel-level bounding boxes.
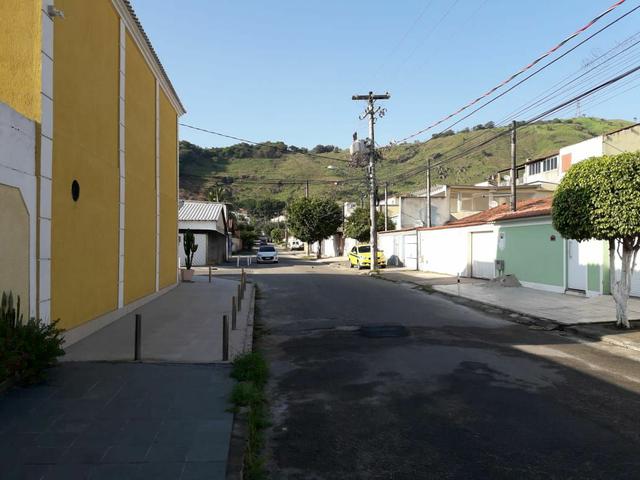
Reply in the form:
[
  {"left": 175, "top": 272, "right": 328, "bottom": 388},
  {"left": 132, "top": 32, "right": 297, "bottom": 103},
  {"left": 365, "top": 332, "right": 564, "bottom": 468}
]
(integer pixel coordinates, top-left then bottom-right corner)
[{"left": 246, "top": 253, "right": 640, "bottom": 479}]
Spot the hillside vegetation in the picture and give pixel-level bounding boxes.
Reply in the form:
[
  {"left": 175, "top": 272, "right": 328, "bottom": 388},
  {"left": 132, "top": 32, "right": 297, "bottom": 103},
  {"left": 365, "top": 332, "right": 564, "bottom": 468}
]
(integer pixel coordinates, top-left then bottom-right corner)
[{"left": 180, "top": 117, "right": 632, "bottom": 204}]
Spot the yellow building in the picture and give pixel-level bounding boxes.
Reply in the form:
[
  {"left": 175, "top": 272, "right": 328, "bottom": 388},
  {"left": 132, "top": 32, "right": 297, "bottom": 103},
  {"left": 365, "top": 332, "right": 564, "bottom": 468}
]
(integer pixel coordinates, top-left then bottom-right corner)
[{"left": 0, "top": 0, "right": 185, "bottom": 344}]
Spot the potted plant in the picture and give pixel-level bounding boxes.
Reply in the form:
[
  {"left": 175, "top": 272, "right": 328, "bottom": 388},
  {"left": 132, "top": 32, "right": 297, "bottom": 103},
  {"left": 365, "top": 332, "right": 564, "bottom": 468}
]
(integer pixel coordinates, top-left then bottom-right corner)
[{"left": 182, "top": 229, "right": 198, "bottom": 282}]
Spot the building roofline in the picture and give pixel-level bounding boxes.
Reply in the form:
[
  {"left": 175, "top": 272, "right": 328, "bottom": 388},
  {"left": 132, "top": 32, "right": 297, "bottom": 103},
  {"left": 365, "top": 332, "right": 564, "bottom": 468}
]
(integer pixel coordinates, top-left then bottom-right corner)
[
  {"left": 114, "top": 0, "right": 186, "bottom": 115},
  {"left": 604, "top": 122, "right": 640, "bottom": 136},
  {"left": 379, "top": 227, "right": 418, "bottom": 234}
]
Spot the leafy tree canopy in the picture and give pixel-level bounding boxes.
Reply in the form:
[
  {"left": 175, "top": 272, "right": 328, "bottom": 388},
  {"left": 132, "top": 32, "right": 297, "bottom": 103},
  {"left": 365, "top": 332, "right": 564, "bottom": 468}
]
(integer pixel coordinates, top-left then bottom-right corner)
[
  {"left": 552, "top": 151, "right": 640, "bottom": 328},
  {"left": 287, "top": 197, "right": 342, "bottom": 255},
  {"left": 344, "top": 206, "right": 395, "bottom": 242},
  {"left": 270, "top": 227, "right": 284, "bottom": 244},
  {"left": 552, "top": 152, "right": 640, "bottom": 241}
]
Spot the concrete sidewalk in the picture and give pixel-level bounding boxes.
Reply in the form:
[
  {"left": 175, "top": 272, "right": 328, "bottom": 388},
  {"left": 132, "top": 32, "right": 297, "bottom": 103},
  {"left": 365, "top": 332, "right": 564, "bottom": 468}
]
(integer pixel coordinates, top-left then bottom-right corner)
[
  {"left": 375, "top": 267, "right": 480, "bottom": 286},
  {"left": 64, "top": 276, "right": 253, "bottom": 363},
  {"left": 379, "top": 269, "right": 640, "bottom": 354},
  {"left": 432, "top": 282, "right": 640, "bottom": 325}
]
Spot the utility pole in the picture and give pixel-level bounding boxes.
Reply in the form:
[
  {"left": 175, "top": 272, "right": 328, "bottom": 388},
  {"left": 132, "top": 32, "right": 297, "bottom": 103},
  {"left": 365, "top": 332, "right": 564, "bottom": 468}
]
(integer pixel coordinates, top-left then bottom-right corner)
[
  {"left": 510, "top": 120, "right": 517, "bottom": 211},
  {"left": 426, "top": 157, "right": 432, "bottom": 227},
  {"left": 384, "top": 182, "right": 389, "bottom": 232},
  {"left": 352, "top": 91, "right": 390, "bottom": 272}
]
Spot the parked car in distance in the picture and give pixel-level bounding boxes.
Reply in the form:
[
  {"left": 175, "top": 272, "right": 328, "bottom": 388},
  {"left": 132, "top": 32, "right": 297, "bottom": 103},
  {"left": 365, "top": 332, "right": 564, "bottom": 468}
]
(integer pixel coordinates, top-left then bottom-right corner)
[
  {"left": 256, "top": 245, "right": 279, "bottom": 264},
  {"left": 348, "top": 244, "right": 386, "bottom": 269},
  {"left": 290, "top": 239, "right": 304, "bottom": 251}
]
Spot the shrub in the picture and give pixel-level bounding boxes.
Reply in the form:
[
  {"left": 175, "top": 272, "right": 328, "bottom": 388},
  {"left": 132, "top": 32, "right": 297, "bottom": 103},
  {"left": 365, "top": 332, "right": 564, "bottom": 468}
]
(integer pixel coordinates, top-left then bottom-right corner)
[{"left": 0, "top": 292, "right": 64, "bottom": 385}]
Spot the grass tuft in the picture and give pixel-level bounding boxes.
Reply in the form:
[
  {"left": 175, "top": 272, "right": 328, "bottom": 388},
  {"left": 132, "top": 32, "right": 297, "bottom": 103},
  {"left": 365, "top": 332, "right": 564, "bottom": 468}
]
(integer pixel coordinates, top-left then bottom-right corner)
[
  {"left": 229, "top": 351, "right": 270, "bottom": 479},
  {"left": 231, "top": 352, "right": 269, "bottom": 388}
]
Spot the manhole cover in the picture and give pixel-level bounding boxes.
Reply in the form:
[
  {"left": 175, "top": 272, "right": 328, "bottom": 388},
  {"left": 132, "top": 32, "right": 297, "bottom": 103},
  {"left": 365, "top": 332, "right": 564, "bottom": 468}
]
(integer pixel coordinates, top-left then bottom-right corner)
[{"left": 360, "top": 325, "right": 409, "bottom": 338}]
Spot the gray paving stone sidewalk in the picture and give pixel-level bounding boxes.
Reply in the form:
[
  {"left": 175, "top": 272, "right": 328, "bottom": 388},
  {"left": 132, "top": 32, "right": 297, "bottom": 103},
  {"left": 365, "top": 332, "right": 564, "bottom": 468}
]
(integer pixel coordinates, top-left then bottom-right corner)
[
  {"left": 0, "top": 362, "right": 234, "bottom": 480},
  {"left": 64, "top": 277, "right": 253, "bottom": 363}
]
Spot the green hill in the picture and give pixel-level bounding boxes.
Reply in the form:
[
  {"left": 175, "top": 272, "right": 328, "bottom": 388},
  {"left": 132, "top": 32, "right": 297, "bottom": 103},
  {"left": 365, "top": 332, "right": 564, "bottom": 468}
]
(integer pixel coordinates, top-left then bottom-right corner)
[{"left": 179, "top": 117, "right": 632, "bottom": 204}]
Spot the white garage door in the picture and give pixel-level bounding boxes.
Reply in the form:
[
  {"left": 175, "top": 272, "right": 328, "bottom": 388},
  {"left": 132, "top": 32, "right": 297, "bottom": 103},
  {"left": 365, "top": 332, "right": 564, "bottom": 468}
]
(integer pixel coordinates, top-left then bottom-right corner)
[
  {"left": 403, "top": 235, "right": 417, "bottom": 270},
  {"left": 471, "top": 232, "right": 495, "bottom": 279}
]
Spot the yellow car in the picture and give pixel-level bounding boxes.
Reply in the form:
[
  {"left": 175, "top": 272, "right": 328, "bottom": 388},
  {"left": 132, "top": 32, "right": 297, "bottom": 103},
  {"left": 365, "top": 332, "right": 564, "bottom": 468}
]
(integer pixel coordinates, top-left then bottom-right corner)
[{"left": 348, "top": 244, "right": 386, "bottom": 269}]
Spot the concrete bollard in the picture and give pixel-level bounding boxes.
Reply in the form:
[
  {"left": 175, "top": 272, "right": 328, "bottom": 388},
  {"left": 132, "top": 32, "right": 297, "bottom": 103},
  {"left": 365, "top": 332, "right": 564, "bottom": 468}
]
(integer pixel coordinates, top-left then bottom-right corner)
[
  {"left": 222, "top": 314, "right": 229, "bottom": 361},
  {"left": 134, "top": 314, "right": 142, "bottom": 361},
  {"left": 231, "top": 296, "right": 237, "bottom": 331}
]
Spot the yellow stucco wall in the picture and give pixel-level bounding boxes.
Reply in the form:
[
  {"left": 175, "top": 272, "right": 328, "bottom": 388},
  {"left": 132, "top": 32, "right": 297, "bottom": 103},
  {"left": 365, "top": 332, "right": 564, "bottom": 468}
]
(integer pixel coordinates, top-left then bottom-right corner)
[
  {"left": 0, "top": 0, "right": 41, "bottom": 121},
  {"left": 0, "top": 185, "right": 30, "bottom": 307},
  {"left": 51, "top": 0, "right": 120, "bottom": 329},
  {"left": 124, "top": 33, "right": 156, "bottom": 304},
  {"left": 159, "top": 91, "right": 178, "bottom": 288}
]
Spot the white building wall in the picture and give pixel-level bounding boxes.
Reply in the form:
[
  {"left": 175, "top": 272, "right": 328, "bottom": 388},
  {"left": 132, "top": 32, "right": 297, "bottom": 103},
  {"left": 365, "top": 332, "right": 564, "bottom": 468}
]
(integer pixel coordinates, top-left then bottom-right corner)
[
  {"left": 311, "top": 235, "right": 341, "bottom": 258},
  {"left": 559, "top": 136, "right": 603, "bottom": 178},
  {"left": 0, "top": 102, "right": 38, "bottom": 317},
  {"left": 418, "top": 224, "right": 499, "bottom": 277},
  {"left": 379, "top": 230, "right": 417, "bottom": 267}
]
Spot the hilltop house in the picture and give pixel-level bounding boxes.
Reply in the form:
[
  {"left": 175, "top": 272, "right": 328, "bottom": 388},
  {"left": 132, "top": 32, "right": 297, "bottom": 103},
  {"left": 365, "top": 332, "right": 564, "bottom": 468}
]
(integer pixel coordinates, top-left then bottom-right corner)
[
  {"left": 0, "top": 0, "right": 185, "bottom": 344},
  {"left": 495, "top": 123, "right": 640, "bottom": 187}
]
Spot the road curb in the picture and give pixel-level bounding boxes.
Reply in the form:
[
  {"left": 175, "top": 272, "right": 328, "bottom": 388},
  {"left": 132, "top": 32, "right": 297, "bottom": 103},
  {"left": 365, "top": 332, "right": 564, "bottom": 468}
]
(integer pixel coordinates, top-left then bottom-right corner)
[
  {"left": 564, "top": 325, "right": 640, "bottom": 354},
  {"left": 378, "top": 273, "right": 559, "bottom": 328},
  {"left": 225, "top": 407, "right": 248, "bottom": 480},
  {"left": 379, "top": 272, "right": 640, "bottom": 354},
  {"left": 241, "top": 285, "right": 256, "bottom": 355},
  {"left": 225, "top": 283, "right": 257, "bottom": 480}
]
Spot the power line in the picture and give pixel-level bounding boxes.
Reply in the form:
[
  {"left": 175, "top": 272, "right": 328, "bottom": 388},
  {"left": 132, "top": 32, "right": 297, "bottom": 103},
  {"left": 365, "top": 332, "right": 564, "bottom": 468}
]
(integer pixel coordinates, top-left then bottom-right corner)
[
  {"left": 179, "top": 123, "right": 351, "bottom": 163},
  {"left": 382, "top": 62, "right": 640, "bottom": 185},
  {"left": 393, "top": 0, "right": 460, "bottom": 75},
  {"left": 427, "top": 4, "right": 640, "bottom": 138},
  {"left": 396, "top": 0, "right": 628, "bottom": 143},
  {"left": 379, "top": 17, "right": 640, "bottom": 186},
  {"left": 371, "top": 0, "right": 435, "bottom": 81}
]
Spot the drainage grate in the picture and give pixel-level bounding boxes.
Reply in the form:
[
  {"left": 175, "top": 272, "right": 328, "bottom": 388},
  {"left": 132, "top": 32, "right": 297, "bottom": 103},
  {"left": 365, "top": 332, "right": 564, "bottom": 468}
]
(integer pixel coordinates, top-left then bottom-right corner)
[{"left": 359, "top": 325, "right": 409, "bottom": 338}]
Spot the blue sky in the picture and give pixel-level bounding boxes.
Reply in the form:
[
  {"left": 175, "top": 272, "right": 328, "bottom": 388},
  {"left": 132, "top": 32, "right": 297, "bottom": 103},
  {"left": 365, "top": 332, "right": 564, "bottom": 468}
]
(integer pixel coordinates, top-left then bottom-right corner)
[{"left": 131, "top": 0, "right": 640, "bottom": 148}]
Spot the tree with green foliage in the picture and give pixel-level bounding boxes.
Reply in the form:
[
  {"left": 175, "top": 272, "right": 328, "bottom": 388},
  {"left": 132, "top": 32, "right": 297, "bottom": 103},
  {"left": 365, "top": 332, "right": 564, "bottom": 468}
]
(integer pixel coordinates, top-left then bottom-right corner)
[
  {"left": 270, "top": 227, "right": 284, "bottom": 244},
  {"left": 552, "top": 152, "right": 640, "bottom": 328},
  {"left": 254, "top": 199, "right": 286, "bottom": 221},
  {"left": 237, "top": 223, "right": 258, "bottom": 251},
  {"left": 344, "top": 206, "right": 395, "bottom": 242},
  {"left": 287, "top": 197, "right": 342, "bottom": 259}
]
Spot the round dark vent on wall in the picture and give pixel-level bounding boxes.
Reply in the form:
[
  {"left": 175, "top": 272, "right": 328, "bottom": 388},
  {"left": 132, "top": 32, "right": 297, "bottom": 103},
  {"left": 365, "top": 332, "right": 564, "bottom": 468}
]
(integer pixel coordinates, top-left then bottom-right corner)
[{"left": 71, "top": 180, "right": 80, "bottom": 202}]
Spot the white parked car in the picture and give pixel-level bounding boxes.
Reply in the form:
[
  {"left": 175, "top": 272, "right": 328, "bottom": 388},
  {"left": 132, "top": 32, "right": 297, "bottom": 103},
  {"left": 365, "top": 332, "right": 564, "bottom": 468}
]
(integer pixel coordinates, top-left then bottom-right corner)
[
  {"left": 256, "top": 245, "right": 279, "bottom": 264},
  {"left": 290, "top": 239, "right": 304, "bottom": 251}
]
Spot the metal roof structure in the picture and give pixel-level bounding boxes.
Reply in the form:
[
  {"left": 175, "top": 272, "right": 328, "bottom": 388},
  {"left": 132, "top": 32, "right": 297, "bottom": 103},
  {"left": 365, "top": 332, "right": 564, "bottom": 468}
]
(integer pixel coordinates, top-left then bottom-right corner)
[{"left": 178, "top": 201, "right": 225, "bottom": 222}]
